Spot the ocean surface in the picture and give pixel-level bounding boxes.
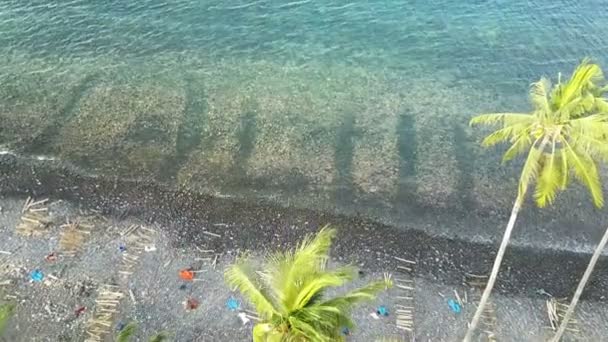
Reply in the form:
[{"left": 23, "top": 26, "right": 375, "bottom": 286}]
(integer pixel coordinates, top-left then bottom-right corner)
[
  {"left": 1, "top": 1, "right": 607, "bottom": 84},
  {"left": 2, "top": 0, "right": 608, "bottom": 246}
]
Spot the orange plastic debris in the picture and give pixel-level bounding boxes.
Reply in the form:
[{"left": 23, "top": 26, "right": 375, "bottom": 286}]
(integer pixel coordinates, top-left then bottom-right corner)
[{"left": 179, "top": 268, "right": 194, "bottom": 281}]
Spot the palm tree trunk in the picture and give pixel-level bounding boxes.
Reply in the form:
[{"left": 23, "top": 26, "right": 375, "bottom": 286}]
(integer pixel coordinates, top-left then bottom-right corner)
[
  {"left": 551, "top": 226, "right": 608, "bottom": 342},
  {"left": 463, "top": 198, "right": 522, "bottom": 342}
]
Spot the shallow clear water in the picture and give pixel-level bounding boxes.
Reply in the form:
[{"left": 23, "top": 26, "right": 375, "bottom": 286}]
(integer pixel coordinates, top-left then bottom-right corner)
[{"left": 2, "top": 0, "right": 608, "bottom": 244}]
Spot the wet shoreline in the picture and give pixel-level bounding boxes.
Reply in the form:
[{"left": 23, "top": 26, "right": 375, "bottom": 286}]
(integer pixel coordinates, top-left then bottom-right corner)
[{"left": 2, "top": 152, "right": 607, "bottom": 301}]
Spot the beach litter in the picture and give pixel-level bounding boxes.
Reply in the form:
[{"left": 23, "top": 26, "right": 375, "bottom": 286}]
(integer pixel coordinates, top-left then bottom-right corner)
[
  {"left": 179, "top": 268, "right": 195, "bottom": 281},
  {"left": 144, "top": 245, "right": 157, "bottom": 252},
  {"left": 448, "top": 299, "right": 461, "bottom": 313},
  {"left": 30, "top": 269, "right": 44, "bottom": 282},
  {"left": 75, "top": 306, "right": 86, "bottom": 317},
  {"left": 237, "top": 312, "right": 251, "bottom": 325},
  {"left": 185, "top": 298, "right": 199, "bottom": 310},
  {"left": 226, "top": 297, "right": 240, "bottom": 311},
  {"left": 45, "top": 252, "right": 57, "bottom": 262},
  {"left": 376, "top": 305, "right": 389, "bottom": 317}
]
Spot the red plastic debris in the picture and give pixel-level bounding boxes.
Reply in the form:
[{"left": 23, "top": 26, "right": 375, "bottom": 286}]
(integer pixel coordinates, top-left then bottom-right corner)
[
  {"left": 179, "top": 268, "right": 194, "bottom": 281},
  {"left": 74, "top": 306, "right": 86, "bottom": 317},
  {"left": 186, "top": 298, "right": 199, "bottom": 310}
]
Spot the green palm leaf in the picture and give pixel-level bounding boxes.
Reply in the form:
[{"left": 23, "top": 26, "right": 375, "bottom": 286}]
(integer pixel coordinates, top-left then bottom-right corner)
[
  {"left": 225, "top": 258, "right": 278, "bottom": 319},
  {"left": 502, "top": 131, "right": 533, "bottom": 163},
  {"left": 292, "top": 267, "right": 355, "bottom": 310},
  {"left": 321, "top": 280, "right": 389, "bottom": 311},
  {"left": 288, "top": 316, "right": 328, "bottom": 341},
  {"left": 517, "top": 138, "right": 544, "bottom": 202},
  {"left": 535, "top": 138, "right": 563, "bottom": 207},
  {"left": 469, "top": 113, "right": 533, "bottom": 127},
  {"left": 554, "top": 58, "right": 604, "bottom": 110},
  {"left": 270, "top": 226, "right": 336, "bottom": 312},
  {"left": 564, "top": 141, "right": 604, "bottom": 207},
  {"left": 117, "top": 322, "right": 138, "bottom": 342},
  {"left": 595, "top": 97, "right": 608, "bottom": 113},
  {"left": 149, "top": 331, "right": 169, "bottom": 342},
  {"left": 0, "top": 303, "right": 15, "bottom": 335},
  {"left": 530, "top": 77, "right": 552, "bottom": 113}
]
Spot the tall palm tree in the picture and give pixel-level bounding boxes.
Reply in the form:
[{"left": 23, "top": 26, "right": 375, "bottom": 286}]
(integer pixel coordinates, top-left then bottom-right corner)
[
  {"left": 551, "top": 228, "right": 608, "bottom": 342},
  {"left": 464, "top": 60, "right": 608, "bottom": 341},
  {"left": 225, "top": 226, "right": 391, "bottom": 342}
]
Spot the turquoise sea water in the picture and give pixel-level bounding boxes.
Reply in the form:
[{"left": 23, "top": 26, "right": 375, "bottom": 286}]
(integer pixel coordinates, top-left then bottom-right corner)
[
  {"left": 2, "top": 0, "right": 608, "bottom": 243},
  {"left": 1, "top": 1, "right": 607, "bottom": 84}
]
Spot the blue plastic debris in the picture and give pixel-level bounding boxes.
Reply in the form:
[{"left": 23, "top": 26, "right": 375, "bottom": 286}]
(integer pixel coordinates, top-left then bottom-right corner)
[
  {"left": 226, "top": 297, "right": 240, "bottom": 311},
  {"left": 179, "top": 284, "right": 188, "bottom": 291},
  {"left": 376, "top": 305, "right": 389, "bottom": 317},
  {"left": 30, "top": 269, "right": 44, "bottom": 282},
  {"left": 341, "top": 327, "right": 350, "bottom": 336},
  {"left": 448, "top": 299, "right": 461, "bottom": 313},
  {"left": 116, "top": 322, "right": 125, "bottom": 332},
  {"left": 119, "top": 244, "right": 127, "bottom": 253}
]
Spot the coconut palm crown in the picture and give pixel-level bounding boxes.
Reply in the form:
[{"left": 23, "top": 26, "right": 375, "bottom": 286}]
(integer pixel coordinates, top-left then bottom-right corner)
[
  {"left": 471, "top": 59, "right": 608, "bottom": 208},
  {"left": 225, "top": 226, "right": 391, "bottom": 342}
]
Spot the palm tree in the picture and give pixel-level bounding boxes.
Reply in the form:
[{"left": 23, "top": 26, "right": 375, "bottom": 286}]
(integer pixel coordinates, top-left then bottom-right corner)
[
  {"left": 464, "top": 60, "right": 608, "bottom": 341},
  {"left": 552, "top": 228, "right": 608, "bottom": 341},
  {"left": 225, "top": 226, "right": 391, "bottom": 342}
]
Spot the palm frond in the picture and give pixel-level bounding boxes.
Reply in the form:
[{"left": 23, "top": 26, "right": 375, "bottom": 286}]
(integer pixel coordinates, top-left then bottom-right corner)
[
  {"left": 117, "top": 322, "right": 137, "bottom": 342},
  {"left": 530, "top": 77, "right": 552, "bottom": 113},
  {"left": 559, "top": 94, "right": 587, "bottom": 120},
  {"left": 534, "top": 137, "right": 563, "bottom": 207},
  {"left": 290, "top": 306, "right": 342, "bottom": 338},
  {"left": 559, "top": 148, "right": 569, "bottom": 189},
  {"left": 149, "top": 331, "right": 169, "bottom": 342},
  {"left": 564, "top": 140, "right": 604, "bottom": 207},
  {"left": 252, "top": 323, "right": 276, "bottom": 342},
  {"left": 570, "top": 115, "right": 608, "bottom": 163},
  {"left": 225, "top": 258, "right": 278, "bottom": 319},
  {"left": 288, "top": 316, "right": 329, "bottom": 342},
  {"left": 294, "top": 226, "right": 335, "bottom": 261},
  {"left": 0, "top": 303, "right": 15, "bottom": 335},
  {"left": 293, "top": 304, "right": 355, "bottom": 340},
  {"left": 469, "top": 113, "right": 532, "bottom": 127},
  {"left": 292, "top": 267, "right": 356, "bottom": 310},
  {"left": 570, "top": 114, "right": 608, "bottom": 138},
  {"left": 584, "top": 139, "right": 608, "bottom": 163},
  {"left": 480, "top": 124, "right": 529, "bottom": 147},
  {"left": 556, "top": 59, "right": 604, "bottom": 110},
  {"left": 502, "top": 131, "right": 533, "bottom": 162},
  {"left": 321, "top": 280, "right": 389, "bottom": 312},
  {"left": 274, "top": 226, "right": 336, "bottom": 312},
  {"left": 595, "top": 97, "right": 608, "bottom": 113},
  {"left": 517, "top": 138, "right": 544, "bottom": 202}
]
